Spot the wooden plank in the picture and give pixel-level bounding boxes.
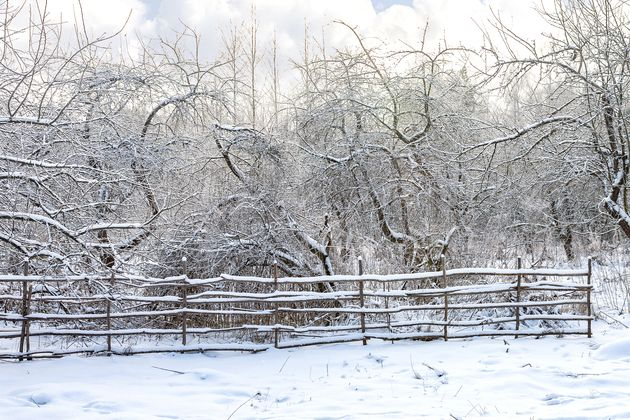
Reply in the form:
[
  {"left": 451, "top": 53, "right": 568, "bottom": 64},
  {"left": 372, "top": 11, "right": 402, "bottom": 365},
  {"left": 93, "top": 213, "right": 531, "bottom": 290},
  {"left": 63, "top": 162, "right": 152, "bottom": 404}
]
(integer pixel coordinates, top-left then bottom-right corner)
[
  {"left": 0, "top": 315, "right": 594, "bottom": 339},
  {"left": 359, "top": 257, "right": 366, "bottom": 346},
  {"left": 587, "top": 257, "right": 592, "bottom": 338},
  {"left": 0, "top": 282, "right": 591, "bottom": 304},
  {"left": 273, "top": 260, "right": 279, "bottom": 348},
  {"left": 0, "top": 298, "right": 590, "bottom": 323},
  {"left": 0, "top": 267, "right": 589, "bottom": 284},
  {"left": 107, "top": 272, "right": 115, "bottom": 355},
  {"left": 181, "top": 283, "right": 188, "bottom": 346},
  {"left": 18, "top": 262, "right": 31, "bottom": 361},
  {"left": 0, "top": 260, "right": 593, "bottom": 360},
  {"left": 515, "top": 257, "right": 521, "bottom": 339},
  {"left": 442, "top": 255, "right": 448, "bottom": 341}
]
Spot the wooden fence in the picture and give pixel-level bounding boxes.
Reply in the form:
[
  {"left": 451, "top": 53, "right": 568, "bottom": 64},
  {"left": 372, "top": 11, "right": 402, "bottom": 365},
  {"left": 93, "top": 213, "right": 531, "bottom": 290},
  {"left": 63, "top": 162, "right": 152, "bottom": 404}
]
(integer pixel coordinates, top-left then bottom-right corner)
[{"left": 0, "top": 257, "right": 593, "bottom": 360}]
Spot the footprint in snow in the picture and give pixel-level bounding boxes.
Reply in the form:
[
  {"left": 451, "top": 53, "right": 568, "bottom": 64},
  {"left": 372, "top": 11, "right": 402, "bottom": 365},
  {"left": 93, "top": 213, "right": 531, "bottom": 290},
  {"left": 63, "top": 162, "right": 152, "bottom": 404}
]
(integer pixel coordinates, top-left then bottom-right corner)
[
  {"left": 479, "top": 357, "right": 501, "bottom": 365},
  {"left": 83, "top": 400, "right": 120, "bottom": 414},
  {"left": 189, "top": 368, "right": 219, "bottom": 380},
  {"left": 365, "top": 353, "right": 386, "bottom": 366},
  {"left": 543, "top": 393, "right": 574, "bottom": 405}
]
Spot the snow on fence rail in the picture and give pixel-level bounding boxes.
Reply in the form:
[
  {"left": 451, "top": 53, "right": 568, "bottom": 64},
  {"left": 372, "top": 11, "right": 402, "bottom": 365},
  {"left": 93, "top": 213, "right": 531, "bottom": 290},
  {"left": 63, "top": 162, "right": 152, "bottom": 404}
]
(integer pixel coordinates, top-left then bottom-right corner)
[{"left": 0, "top": 257, "right": 593, "bottom": 360}]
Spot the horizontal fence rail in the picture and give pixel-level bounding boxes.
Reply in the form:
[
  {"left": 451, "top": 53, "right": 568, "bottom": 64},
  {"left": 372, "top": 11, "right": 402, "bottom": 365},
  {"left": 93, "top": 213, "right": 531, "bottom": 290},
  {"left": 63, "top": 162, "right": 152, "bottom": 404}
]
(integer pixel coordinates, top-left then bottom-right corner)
[
  {"left": 0, "top": 268, "right": 590, "bottom": 285},
  {"left": 0, "top": 257, "right": 593, "bottom": 360}
]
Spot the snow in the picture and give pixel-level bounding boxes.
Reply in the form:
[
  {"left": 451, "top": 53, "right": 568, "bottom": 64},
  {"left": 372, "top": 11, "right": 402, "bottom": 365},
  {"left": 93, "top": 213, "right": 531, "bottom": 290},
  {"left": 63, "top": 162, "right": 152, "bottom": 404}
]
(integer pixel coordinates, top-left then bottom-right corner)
[
  {"left": 0, "top": 153, "right": 93, "bottom": 170},
  {"left": 594, "top": 337, "right": 630, "bottom": 361},
  {"left": 0, "top": 267, "right": 588, "bottom": 285},
  {"left": 1, "top": 319, "right": 629, "bottom": 419},
  {"left": 222, "top": 267, "right": 589, "bottom": 285},
  {"left": 603, "top": 197, "right": 630, "bottom": 226},
  {"left": 467, "top": 115, "right": 578, "bottom": 152}
]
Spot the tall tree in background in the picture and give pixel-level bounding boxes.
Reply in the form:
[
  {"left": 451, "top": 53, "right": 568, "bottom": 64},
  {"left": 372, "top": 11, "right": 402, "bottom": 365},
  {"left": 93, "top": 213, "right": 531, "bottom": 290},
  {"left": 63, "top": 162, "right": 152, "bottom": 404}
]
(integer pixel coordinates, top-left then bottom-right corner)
[
  {"left": 0, "top": 2, "right": 223, "bottom": 274},
  {"left": 294, "top": 23, "right": 494, "bottom": 272},
  {"left": 477, "top": 0, "right": 630, "bottom": 244},
  {"left": 2, "top": 0, "right": 628, "bottom": 279}
]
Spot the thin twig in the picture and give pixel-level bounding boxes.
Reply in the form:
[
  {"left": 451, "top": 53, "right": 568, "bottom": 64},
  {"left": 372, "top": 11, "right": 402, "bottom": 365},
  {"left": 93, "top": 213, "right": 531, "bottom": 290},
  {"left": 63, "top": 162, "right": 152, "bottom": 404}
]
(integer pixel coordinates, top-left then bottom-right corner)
[
  {"left": 453, "top": 385, "right": 463, "bottom": 397},
  {"left": 152, "top": 365, "right": 185, "bottom": 375},
  {"left": 410, "top": 355, "right": 422, "bottom": 379},
  {"left": 422, "top": 362, "right": 446, "bottom": 377},
  {"left": 226, "top": 392, "right": 261, "bottom": 420},
  {"left": 278, "top": 356, "right": 290, "bottom": 373},
  {"left": 598, "top": 311, "right": 629, "bottom": 328}
]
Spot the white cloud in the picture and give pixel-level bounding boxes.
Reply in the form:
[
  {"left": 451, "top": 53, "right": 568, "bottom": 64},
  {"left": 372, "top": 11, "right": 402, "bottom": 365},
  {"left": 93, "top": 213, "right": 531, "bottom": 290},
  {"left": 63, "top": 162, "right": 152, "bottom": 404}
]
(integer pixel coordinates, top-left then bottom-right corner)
[
  {"left": 138, "top": 0, "right": 549, "bottom": 58},
  {"left": 33, "top": 0, "right": 148, "bottom": 38},
  {"left": 11, "top": 0, "right": 554, "bottom": 72}
]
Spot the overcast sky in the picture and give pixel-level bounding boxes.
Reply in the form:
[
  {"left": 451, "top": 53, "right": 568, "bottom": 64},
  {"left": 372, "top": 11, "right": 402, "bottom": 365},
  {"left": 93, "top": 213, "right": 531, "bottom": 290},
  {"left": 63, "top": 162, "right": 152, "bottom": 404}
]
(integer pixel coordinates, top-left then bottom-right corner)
[{"left": 39, "top": 0, "right": 550, "bottom": 61}]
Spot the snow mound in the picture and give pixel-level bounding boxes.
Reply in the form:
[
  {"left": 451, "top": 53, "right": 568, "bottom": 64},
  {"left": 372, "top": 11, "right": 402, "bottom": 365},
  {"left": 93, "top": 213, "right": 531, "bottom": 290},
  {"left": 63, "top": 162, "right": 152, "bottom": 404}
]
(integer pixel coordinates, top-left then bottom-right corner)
[
  {"left": 29, "top": 392, "right": 52, "bottom": 406},
  {"left": 594, "top": 338, "right": 630, "bottom": 361}
]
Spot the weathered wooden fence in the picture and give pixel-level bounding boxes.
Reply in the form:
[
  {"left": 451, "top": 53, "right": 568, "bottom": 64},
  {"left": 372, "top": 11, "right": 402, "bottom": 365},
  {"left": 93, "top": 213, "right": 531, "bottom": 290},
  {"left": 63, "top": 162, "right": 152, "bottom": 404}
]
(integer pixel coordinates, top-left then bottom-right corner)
[{"left": 0, "top": 257, "right": 593, "bottom": 360}]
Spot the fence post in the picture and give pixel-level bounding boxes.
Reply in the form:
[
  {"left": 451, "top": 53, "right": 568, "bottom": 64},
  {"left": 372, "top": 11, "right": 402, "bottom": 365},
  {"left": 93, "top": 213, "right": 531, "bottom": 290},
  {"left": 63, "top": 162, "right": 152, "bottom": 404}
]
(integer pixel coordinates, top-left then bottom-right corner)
[
  {"left": 18, "top": 259, "right": 31, "bottom": 361},
  {"left": 273, "top": 259, "right": 279, "bottom": 348},
  {"left": 358, "top": 256, "right": 367, "bottom": 345},
  {"left": 181, "top": 257, "right": 188, "bottom": 347},
  {"left": 385, "top": 281, "right": 391, "bottom": 333},
  {"left": 106, "top": 272, "right": 114, "bottom": 355},
  {"left": 515, "top": 256, "right": 522, "bottom": 339},
  {"left": 587, "top": 257, "right": 592, "bottom": 338},
  {"left": 181, "top": 283, "right": 189, "bottom": 347},
  {"left": 106, "top": 298, "right": 112, "bottom": 353},
  {"left": 441, "top": 255, "right": 448, "bottom": 341}
]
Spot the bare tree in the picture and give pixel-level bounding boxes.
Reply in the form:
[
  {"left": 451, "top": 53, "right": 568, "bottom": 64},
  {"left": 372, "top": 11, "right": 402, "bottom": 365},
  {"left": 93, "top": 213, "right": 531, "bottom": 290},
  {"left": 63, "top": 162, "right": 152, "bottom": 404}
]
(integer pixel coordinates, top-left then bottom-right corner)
[
  {"left": 292, "top": 23, "right": 493, "bottom": 272},
  {"left": 0, "top": 3, "right": 223, "bottom": 275},
  {"left": 475, "top": 0, "right": 630, "bottom": 245}
]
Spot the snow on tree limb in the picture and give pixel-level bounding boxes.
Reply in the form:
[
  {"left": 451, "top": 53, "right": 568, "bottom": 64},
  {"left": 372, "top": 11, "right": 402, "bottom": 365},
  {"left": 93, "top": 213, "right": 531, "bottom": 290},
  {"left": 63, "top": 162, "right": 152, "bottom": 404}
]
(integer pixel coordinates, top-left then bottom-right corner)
[{"left": 465, "top": 116, "right": 578, "bottom": 153}]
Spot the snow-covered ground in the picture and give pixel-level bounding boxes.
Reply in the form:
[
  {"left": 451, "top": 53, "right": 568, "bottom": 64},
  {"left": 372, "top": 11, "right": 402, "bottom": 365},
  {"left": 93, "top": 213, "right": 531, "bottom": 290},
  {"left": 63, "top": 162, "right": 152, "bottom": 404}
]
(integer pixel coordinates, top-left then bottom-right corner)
[{"left": 1, "top": 317, "right": 629, "bottom": 419}]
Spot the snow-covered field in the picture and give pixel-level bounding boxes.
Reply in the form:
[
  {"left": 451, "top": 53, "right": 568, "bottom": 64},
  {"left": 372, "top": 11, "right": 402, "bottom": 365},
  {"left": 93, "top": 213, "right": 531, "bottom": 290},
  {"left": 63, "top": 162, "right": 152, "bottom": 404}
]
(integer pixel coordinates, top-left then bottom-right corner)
[{"left": 1, "top": 317, "right": 629, "bottom": 420}]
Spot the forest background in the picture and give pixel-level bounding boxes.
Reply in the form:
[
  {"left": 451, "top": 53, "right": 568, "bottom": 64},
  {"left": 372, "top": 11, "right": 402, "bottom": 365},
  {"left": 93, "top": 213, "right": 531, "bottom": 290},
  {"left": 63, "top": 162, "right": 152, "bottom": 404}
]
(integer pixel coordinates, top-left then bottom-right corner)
[{"left": 1, "top": 0, "right": 629, "bottom": 284}]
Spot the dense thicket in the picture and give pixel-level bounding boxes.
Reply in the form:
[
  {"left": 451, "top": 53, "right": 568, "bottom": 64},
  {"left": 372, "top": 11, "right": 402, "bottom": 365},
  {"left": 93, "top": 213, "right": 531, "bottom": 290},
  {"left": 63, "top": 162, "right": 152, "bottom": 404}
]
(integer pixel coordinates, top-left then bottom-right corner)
[{"left": 1, "top": 0, "right": 627, "bottom": 278}]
